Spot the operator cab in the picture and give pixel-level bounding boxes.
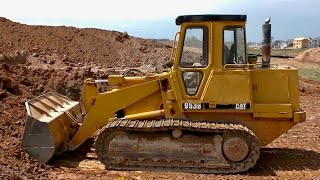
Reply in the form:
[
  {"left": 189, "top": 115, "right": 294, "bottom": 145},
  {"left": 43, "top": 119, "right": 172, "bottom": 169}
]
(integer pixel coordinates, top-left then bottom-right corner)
[{"left": 174, "top": 15, "right": 247, "bottom": 96}]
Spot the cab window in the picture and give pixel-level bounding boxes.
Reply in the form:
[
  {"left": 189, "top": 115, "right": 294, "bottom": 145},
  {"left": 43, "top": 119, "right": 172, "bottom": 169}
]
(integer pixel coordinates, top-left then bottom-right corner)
[
  {"left": 223, "top": 27, "right": 246, "bottom": 65},
  {"left": 180, "top": 27, "right": 208, "bottom": 67},
  {"left": 183, "top": 71, "right": 203, "bottom": 95}
]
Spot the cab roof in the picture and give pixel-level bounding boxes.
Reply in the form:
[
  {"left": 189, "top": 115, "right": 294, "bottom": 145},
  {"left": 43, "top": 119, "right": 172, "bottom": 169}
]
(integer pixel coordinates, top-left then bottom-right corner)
[{"left": 176, "top": 14, "right": 247, "bottom": 25}]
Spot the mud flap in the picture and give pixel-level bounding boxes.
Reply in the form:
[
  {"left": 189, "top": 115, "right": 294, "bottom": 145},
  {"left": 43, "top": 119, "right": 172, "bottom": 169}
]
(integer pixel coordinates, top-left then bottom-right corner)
[{"left": 22, "top": 92, "right": 83, "bottom": 163}]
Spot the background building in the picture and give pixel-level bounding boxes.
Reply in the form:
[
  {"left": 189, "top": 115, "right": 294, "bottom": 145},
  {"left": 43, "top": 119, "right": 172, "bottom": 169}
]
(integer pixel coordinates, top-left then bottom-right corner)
[
  {"left": 308, "top": 39, "right": 319, "bottom": 48},
  {"left": 293, "top": 37, "right": 309, "bottom": 48}
]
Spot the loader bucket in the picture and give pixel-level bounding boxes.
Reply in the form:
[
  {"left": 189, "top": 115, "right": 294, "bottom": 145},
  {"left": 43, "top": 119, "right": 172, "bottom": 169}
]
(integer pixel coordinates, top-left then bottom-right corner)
[{"left": 22, "top": 92, "right": 83, "bottom": 163}]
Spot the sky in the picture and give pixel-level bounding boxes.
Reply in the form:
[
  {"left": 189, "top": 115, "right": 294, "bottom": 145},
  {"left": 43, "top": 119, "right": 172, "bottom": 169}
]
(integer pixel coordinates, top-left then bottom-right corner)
[{"left": 1, "top": 0, "right": 320, "bottom": 42}]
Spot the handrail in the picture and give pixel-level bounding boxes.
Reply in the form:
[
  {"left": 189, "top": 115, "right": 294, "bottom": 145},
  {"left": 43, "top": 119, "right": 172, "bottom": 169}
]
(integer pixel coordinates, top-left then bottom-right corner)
[
  {"left": 170, "top": 32, "right": 180, "bottom": 65},
  {"left": 223, "top": 64, "right": 248, "bottom": 70},
  {"left": 255, "top": 63, "right": 279, "bottom": 69},
  {"left": 223, "top": 63, "right": 279, "bottom": 70}
]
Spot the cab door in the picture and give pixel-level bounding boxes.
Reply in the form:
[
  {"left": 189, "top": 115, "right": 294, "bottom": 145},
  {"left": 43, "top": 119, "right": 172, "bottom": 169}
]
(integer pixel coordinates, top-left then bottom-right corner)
[{"left": 174, "top": 23, "right": 211, "bottom": 110}]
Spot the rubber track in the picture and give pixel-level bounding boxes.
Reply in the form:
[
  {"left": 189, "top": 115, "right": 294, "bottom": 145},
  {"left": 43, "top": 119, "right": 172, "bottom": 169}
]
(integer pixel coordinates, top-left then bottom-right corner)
[{"left": 95, "top": 119, "right": 261, "bottom": 174}]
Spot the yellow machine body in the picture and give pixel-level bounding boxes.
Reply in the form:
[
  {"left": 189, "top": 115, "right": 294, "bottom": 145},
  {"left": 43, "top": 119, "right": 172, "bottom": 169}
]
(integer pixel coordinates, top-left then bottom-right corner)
[{"left": 22, "top": 15, "right": 306, "bottom": 173}]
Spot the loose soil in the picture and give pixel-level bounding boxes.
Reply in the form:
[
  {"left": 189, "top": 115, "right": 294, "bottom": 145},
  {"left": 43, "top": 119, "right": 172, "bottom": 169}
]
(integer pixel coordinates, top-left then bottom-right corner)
[
  {"left": 294, "top": 47, "right": 320, "bottom": 64},
  {"left": 1, "top": 17, "right": 320, "bottom": 180}
]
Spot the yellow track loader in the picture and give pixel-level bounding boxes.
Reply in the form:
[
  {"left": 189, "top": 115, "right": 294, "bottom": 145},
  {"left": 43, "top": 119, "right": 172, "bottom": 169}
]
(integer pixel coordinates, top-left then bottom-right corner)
[{"left": 22, "top": 15, "right": 306, "bottom": 173}]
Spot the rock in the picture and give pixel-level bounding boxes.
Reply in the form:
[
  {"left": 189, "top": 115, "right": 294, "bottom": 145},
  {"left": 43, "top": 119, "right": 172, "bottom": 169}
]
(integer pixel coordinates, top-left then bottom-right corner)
[
  {"left": 163, "top": 60, "right": 173, "bottom": 69},
  {"left": 164, "top": 44, "right": 172, "bottom": 48},
  {"left": 0, "top": 76, "right": 21, "bottom": 95},
  {"left": 32, "top": 47, "right": 40, "bottom": 52},
  {"left": 140, "top": 45, "right": 147, "bottom": 51},
  {"left": 0, "top": 90, "right": 7, "bottom": 100},
  {"left": 66, "top": 66, "right": 73, "bottom": 71},
  {"left": 20, "top": 78, "right": 33, "bottom": 86},
  {"left": 25, "top": 164, "right": 32, "bottom": 173},
  {"left": 37, "top": 168, "right": 45, "bottom": 173},
  {"left": 9, "top": 174, "right": 21, "bottom": 180},
  {"left": 0, "top": 17, "right": 9, "bottom": 22},
  {"left": 35, "top": 85, "right": 44, "bottom": 92},
  {"left": 62, "top": 54, "right": 68, "bottom": 61},
  {"left": 8, "top": 51, "right": 28, "bottom": 64},
  {"left": 32, "top": 53, "right": 39, "bottom": 57},
  {"left": 115, "top": 32, "right": 129, "bottom": 42},
  {"left": 20, "top": 98, "right": 28, "bottom": 105},
  {"left": 19, "top": 50, "right": 29, "bottom": 58},
  {"left": 115, "top": 35, "right": 122, "bottom": 42},
  {"left": 83, "top": 67, "right": 93, "bottom": 77},
  {"left": 12, "top": 131, "right": 19, "bottom": 138},
  {"left": 1, "top": 63, "right": 10, "bottom": 70},
  {"left": 48, "top": 59, "right": 55, "bottom": 64},
  {"left": 0, "top": 54, "right": 7, "bottom": 61},
  {"left": 139, "top": 45, "right": 150, "bottom": 53},
  {"left": 14, "top": 50, "right": 21, "bottom": 57}
]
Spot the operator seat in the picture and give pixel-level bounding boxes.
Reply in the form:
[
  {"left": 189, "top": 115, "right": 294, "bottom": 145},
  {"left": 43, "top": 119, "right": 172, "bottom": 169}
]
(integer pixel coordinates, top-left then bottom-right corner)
[{"left": 228, "top": 43, "right": 237, "bottom": 64}]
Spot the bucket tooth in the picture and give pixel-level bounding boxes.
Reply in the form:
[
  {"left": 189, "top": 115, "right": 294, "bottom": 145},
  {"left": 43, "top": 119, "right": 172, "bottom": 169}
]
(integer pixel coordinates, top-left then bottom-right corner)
[{"left": 22, "top": 92, "right": 83, "bottom": 163}]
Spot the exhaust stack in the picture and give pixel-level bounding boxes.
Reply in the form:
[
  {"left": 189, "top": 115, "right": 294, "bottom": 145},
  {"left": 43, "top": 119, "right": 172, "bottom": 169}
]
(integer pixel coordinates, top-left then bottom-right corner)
[{"left": 262, "top": 18, "right": 271, "bottom": 68}]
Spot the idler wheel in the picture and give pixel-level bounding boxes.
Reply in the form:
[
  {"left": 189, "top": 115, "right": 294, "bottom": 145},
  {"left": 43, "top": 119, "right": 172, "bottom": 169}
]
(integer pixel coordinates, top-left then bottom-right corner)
[{"left": 222, "top": 136, "right": 249, "bottom": 162}]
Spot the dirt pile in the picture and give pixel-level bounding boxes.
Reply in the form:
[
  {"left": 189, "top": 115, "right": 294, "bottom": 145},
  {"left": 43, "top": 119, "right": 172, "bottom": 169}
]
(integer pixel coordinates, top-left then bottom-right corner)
[
  {"left": 0, "top": 16, "right": 175, "bottom": 179},
  {"left": 0, "top": 17, "right": 171, "bottom": 69},
  {"left": 300, "top": 79, "right": 320, "bottom": 94},
  {"left": 0, "top": 63, "right": 116, "bottom": 179},
  {"left": 294, "top": 47, "right": 320, "bottom": 63},
  {"left": 0, "top": 65, "right": 50, "bottom": 179}
]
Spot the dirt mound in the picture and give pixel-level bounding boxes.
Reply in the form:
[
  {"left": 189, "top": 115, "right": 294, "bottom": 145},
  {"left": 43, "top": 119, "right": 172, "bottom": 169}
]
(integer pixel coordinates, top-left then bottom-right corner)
[
  {"left": 0, "top": 65, "right": 50, "bottom": 179},
  {"left": 299, "top": 79, "right": 320, "bottom": 94},
  {"left": 0, "top": 17, "right": 173, "bottom": 178},
  {"left": 294, "top": 47, "right": 320, "bottom": 63},
  {"left": 0, "top": 63, "right": 116, "bottom": 179},
  {"left": 0, "top": 17, "right": 171, "bottom": 69}
]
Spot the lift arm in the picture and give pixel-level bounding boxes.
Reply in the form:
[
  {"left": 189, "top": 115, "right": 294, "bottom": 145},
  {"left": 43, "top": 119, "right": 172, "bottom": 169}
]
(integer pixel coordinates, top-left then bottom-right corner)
[{"left": 68, "top": 79, "right": 161, "bottom": 150}]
